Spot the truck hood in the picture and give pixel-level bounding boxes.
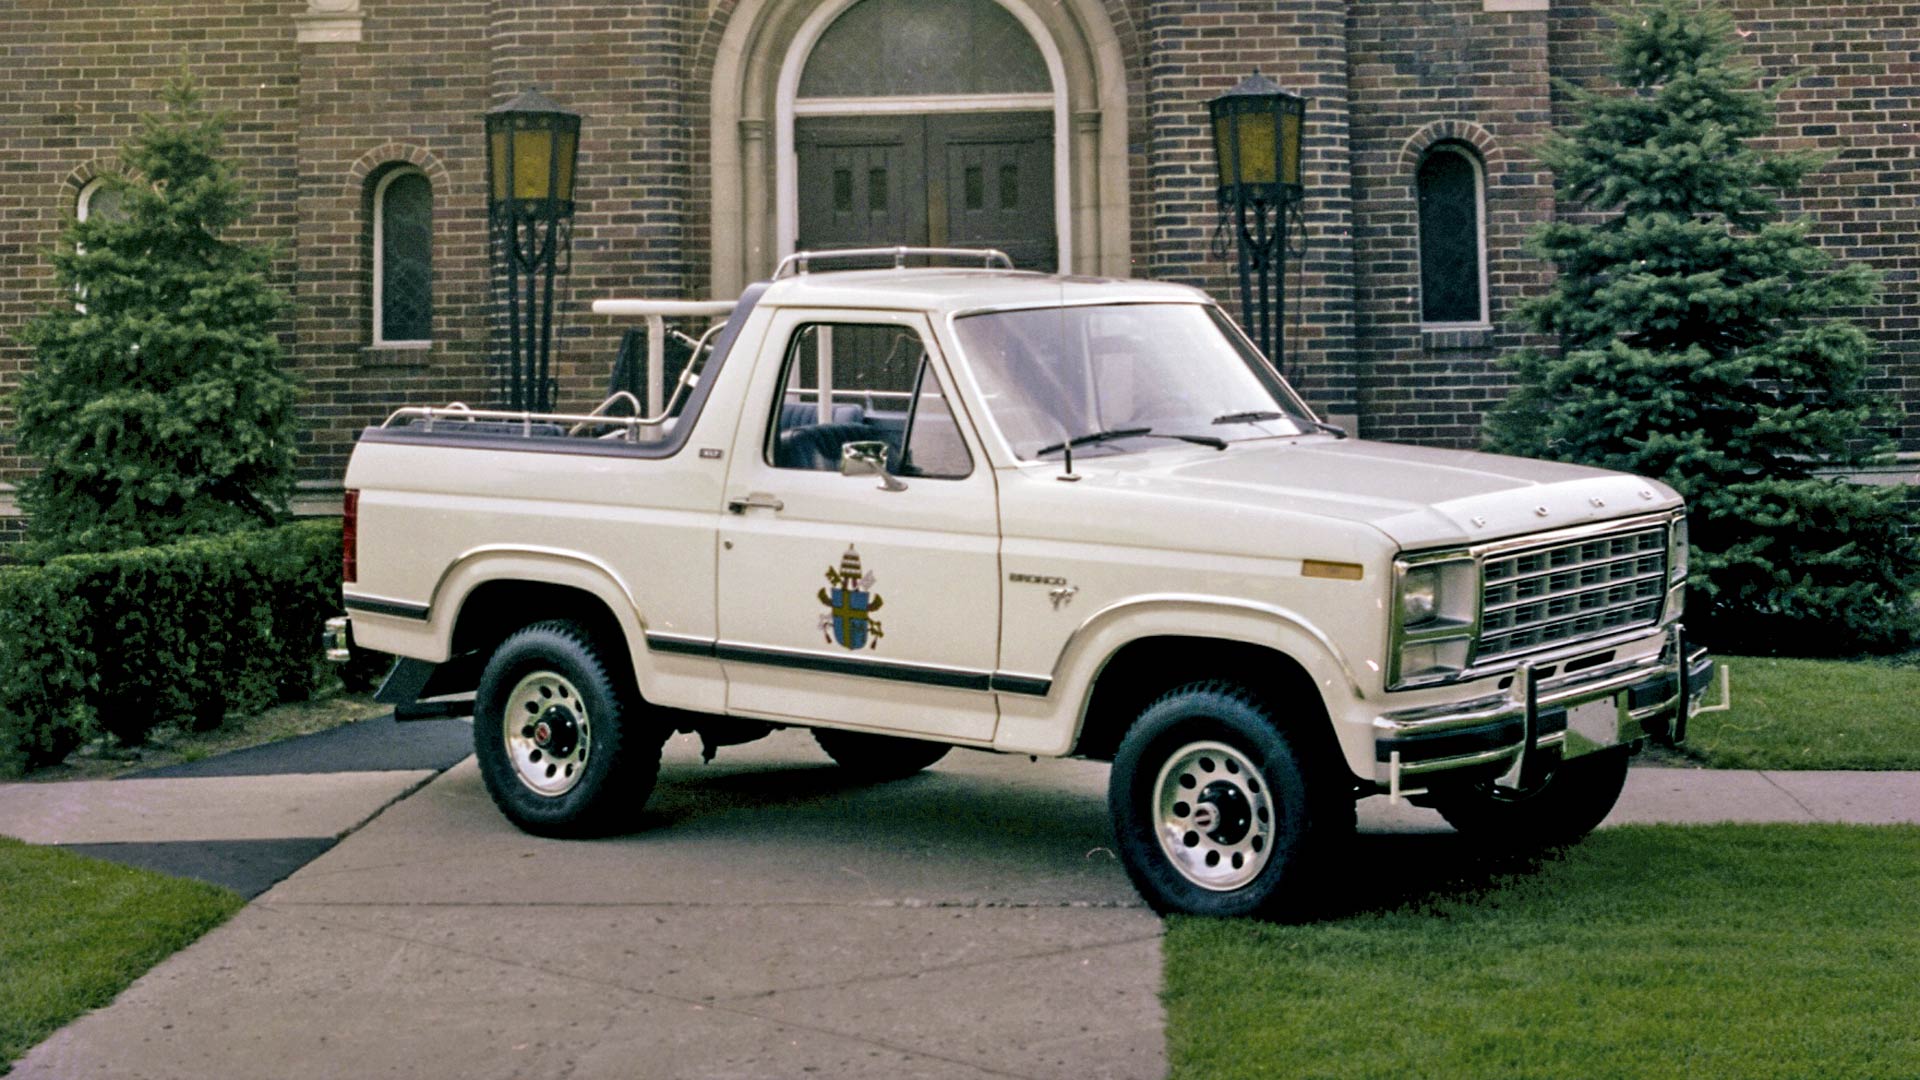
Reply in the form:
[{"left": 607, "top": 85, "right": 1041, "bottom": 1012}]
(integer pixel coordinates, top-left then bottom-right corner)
[{"left": 1054, "top": 437, "right": 1682, "bottom": 550}]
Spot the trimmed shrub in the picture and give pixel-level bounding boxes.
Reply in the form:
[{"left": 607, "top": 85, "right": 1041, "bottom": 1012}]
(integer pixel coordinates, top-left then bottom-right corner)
[{"left": 0, "top": 520, "right": 344, "bottom": 775}]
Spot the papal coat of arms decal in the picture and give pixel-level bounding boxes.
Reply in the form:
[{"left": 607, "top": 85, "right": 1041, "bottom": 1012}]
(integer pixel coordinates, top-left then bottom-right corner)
[{"left": 818, "top": 545, "right": 884, "bottom": 650}]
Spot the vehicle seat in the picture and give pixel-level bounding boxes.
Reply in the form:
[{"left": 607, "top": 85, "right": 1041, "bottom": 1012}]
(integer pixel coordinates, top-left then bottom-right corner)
[
  {"left": 780, "top": 401, "right": 866, "bottom": 429},
  {"left": 775, "top": 422, "right": 884, "bottom": 471}
]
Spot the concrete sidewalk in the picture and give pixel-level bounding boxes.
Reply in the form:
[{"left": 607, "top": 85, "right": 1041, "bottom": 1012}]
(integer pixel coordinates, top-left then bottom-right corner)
[
  {"left": 0, "top": 712, "right": 472, "bottom": 898},
  {"left": 4, "top": 733, "right": 1919, "bottom": 1079}
]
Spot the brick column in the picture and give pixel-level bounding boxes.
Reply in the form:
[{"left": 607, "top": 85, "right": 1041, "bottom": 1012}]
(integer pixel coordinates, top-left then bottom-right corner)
[{"left": 1143, "top": 0, "right": 1359, "bottom": 423}]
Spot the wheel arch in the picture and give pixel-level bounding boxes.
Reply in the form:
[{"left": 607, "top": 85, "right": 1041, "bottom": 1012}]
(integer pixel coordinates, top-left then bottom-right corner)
[
  {"left": 432, "top": 548, "right": 648, "bottom": 697},
  {"left": 1000, "top": 596, "right": 1366, "bottom": 779},
  {"left": 1073, "top": 636, "right": 1343, "bottom": 771}
]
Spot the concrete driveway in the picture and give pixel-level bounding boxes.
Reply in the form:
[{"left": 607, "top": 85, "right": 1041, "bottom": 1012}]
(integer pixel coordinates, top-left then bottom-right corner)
[
  {"left": 15, "top": 731, "right": 1166, "bottom": 1080},
  {"left": 15, "top": 724, "right": 1920, "bottom": 1079}
]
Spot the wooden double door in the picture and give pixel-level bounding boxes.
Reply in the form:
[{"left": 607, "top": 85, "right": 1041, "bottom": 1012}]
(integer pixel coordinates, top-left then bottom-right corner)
[{"left": 796, "top": 112, "right": 1056, "bottom": 272}]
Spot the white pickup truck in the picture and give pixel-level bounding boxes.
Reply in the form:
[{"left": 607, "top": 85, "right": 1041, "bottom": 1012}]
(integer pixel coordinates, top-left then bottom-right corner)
[{"left": 332, "top": 247, "right": 1713, "bottom": 918}]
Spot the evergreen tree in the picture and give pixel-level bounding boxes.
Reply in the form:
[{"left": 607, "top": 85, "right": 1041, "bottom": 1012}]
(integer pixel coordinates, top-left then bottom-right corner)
[
  {"left": 10, "top": 75, "right": 298, "bottom": 558},
  {"left": 1486, "top": 0, "right": 1919, "bottom": 653}
]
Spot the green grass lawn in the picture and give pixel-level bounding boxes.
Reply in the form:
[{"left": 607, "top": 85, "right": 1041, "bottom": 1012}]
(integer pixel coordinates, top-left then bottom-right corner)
[
  {"left": 0, "top": 838, "right": 242, "bottom": 1072},
  {"left": 1164, "top": 824, "right": 1920, "bottom": 1080},
  {"left": 1682, "top": 655, "right": 1920, "bottom": 770}
]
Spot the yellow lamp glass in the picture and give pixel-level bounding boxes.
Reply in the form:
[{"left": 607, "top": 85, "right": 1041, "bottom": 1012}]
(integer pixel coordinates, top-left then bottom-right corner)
[
  {"left": 1279, "top": 110, "right": 1301, "bottom": 186},
  {"left": 1212, "top": 109, "right": 1301, "bottom": 188},
  {"left": 1222, "top": 111, "right": 1276, "bottom": 186},
  {"left": 489, "top": 125, "right": 577, "bottom": 203}
]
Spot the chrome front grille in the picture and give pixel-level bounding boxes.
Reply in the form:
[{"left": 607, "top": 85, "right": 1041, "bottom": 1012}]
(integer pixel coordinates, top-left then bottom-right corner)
[{"left": 1476, "top": 525, "right": 1668, "bottom": 663}]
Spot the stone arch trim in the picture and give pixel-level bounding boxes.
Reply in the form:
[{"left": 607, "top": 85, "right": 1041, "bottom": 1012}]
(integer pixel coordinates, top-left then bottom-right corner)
[
  {"left": 59, "top": 160, "right": 134, "bottom": 204},
  {"left": 346, "top": 143, "right": 449, "bottom": 192},
  {"left": 1398, "top": 121, "right": 1500, "bottom": 171},
  {"left": 695, "top": 0, "right": 1139, "bottom": 292}
]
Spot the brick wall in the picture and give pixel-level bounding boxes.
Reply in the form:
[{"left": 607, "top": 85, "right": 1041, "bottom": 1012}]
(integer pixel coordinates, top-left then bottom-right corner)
[
  {"left": 1551, "top": 2, "right": 1920, "bottom": 453},
  {"left": 0, "top": 0, "right": 1914, "bottom": 550},
  {"left": 0, "top": 0, "right": 303, "bottom": 523},
  {"left": 1142, "top": 0, "right": 1359, "bottom": 419},
  {"left": 292, "top": 0, "right": 493, "bottom": 481},
  {"left": 1346, "top": 0, "right": 1557, "bottom": 446}
]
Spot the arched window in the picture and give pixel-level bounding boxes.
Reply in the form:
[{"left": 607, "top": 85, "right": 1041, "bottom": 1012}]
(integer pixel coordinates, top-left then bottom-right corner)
[
  {"left": 1417, "top": 144, "right": 1488, "bottom": 328},
  {"left": 76, "top": 176, "right": 128, "bottom": 224},
  {"left": 779, "top": 0, "right": 1065, "bottom": 271},
  {"left": 373, "top": 167, "right": 433, "bottom": 345},
  {"left": 798, "top": 0, "right": 1050, "bottom": 98}
]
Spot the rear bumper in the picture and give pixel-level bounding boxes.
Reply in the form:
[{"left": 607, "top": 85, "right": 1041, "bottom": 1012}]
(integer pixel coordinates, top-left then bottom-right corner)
[
  {"left": 1371, "top": 623, "right": 1712, "bottom": 796},
  {"left": 323, "top": 616, "right": 353, "bottom": 664}
]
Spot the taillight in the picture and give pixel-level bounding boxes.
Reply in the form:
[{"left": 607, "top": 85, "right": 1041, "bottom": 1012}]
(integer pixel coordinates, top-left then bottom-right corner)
[{"left": 342, "top": 489, "right": 359, "bottom": 584}]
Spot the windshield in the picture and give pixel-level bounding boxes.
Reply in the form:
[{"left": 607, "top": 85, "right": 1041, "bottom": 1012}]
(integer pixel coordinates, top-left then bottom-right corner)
[{"left": 952, "top": 303, "right": 1314, "bottom": 460}]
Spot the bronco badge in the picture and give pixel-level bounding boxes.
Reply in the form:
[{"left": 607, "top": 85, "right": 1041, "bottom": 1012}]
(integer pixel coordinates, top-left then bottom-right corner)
[{"left": 818, "top": 545, "right": 884, "bottom": 650}]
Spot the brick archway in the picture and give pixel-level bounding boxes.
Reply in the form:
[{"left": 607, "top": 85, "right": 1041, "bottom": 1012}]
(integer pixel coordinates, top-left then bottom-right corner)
[{"left": 699, "top": 0, "right": 1136, "bottom": 292}]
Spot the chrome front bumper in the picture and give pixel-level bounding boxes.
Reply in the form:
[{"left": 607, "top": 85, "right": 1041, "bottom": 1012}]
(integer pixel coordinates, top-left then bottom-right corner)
[{"left": 1372, "top": 623, "right": 1713, "bottom": 798}]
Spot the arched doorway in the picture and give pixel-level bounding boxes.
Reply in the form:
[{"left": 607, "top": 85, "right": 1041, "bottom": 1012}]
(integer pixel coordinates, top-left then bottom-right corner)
[
  {"left": 705, "top": 0, "right": 1132, "bottom": 293},
  {"left": 780, "top": 0, "right": 1061, "bottom": 269}
]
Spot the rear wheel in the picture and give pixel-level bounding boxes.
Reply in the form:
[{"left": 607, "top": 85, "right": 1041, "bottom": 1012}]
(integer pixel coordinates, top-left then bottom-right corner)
[
  {"left": 1428, "top": 746, "right": 1632, "bottom": 850},
  {"left": 474, "top": 620, "right": 663, "bottom": 837},
  {"left": 1108, "top": 681, "right": 1354, "bottom": 919},
  {"left": 811, "top": 728, "right": 951, "bottom": 781}
]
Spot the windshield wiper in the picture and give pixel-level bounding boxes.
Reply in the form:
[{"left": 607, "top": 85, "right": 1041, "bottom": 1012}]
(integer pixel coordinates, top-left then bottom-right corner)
[
  {"left": 1035, "top": 427, "right": 1226, "bottom": 457},
  {"left": 1210, "top": 410, "right": 1289, "bottom": 425},
  {"left": 1210, "top": 410, "right": 1349, "bottom": 439}
]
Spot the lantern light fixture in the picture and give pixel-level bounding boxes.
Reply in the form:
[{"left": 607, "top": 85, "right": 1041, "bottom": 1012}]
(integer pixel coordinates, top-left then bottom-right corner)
[
  {"left": 484, "top": 88, "right": 582, "bottom": 413},
  {"left": 1207, "top": 72, "right": 1307, "bottom": 380}
]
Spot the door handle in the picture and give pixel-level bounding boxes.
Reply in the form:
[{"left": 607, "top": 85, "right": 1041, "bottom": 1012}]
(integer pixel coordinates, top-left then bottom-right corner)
[{"left": 726, "top": 492, "right": 785, "bottom": 514}]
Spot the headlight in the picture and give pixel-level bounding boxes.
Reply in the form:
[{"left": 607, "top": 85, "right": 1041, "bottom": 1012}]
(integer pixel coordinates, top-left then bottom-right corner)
[
  {"left": 1671, "top": 516, "right": 1689, "bottom": 582},
  {"left": 1390, "top": 555, "right": 1478, "bottom": 689},
  {"left": 1401, "top": 566, "right": 1440, "bottom": 625}
]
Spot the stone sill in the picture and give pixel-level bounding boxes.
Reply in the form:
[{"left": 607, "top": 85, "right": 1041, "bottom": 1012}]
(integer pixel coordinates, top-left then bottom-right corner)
[
  {"left": 1422, "top": 326, "right": 1493, "bottom": 351},
  {"left": 362, "top": 343, "right": 433, "bottom": 368}
]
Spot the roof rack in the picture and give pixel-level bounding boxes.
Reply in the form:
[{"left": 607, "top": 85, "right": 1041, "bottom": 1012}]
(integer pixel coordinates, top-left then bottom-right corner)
[{"left": 773, "top": 246, "right": 1014, "bottom": 279}]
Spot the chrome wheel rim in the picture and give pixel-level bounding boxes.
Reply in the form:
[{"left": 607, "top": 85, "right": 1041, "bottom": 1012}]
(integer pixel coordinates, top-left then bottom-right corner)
[
  {"left": 1152, "top": 740, "right": 1273, "bottom": 891},
  {"left": 502, "top": 671, "right": 591, "bottom": 797}
]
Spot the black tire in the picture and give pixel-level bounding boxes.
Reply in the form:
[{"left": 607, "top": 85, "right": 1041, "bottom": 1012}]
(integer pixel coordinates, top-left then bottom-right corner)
[
  {"left": 1428, "top": 746, "right": 1632, "bottom": 850},
  {"left": 473, "top": 620, "right": 663, "bottom": 838},
  {"left": 1107, "top": 681, "right": 1356, "bottom": 920},
  {"left": 811, "top": 728, "right": 951, "bottom": 780}
]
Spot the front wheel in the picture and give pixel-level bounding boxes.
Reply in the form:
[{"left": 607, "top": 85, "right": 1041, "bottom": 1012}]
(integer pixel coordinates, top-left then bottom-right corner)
[
  {"left": 1427, "top": 746, "right": 1632, "bottom": 850},
  {"left": 1108, "top": 682, "right": 1354, "bottom": 919},
  {"left": 474, "top": 620, "right": 663, "bottom": 838}
]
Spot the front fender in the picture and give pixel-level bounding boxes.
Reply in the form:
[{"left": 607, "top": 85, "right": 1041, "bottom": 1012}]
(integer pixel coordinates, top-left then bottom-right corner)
[{"left": 992, "top": 593, "right": 1367, "bottom": 761}]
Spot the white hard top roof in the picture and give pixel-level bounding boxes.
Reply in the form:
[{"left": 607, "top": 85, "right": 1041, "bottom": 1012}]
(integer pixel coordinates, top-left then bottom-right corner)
[{"left": 754, "top": 268, "right": 1213, "bottom": 316}]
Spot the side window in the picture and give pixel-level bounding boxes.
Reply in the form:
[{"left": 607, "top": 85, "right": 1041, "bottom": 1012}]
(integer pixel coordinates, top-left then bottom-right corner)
[
  {"left": 1417, "top": 143, "right": 1488, "bottom": 327},
  {"left": 766, "top": 322, "right": 973, "bottom": 479},
  {"left": 76, "top": 176, "right": 128, "bottom": 224},
  {"left": 373, "top": 167, "right": 433, "bottom": 345}
]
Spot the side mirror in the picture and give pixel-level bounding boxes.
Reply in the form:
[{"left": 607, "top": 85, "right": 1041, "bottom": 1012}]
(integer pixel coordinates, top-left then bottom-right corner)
[{"left": 841, "top": 440, "right": 908, "bottom": 491}]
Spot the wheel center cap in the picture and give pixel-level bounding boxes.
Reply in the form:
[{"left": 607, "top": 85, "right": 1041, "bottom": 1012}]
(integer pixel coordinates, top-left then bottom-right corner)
[
  {"left": 1196, "top": 780, "right": 1253, "bottom": 846},
  {"left": 533, "top": 707, "right": 579, "bottom": 758}
]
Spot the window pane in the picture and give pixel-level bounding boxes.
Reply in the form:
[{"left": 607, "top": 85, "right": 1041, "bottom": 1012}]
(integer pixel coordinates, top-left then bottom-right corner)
[
  {"left": 769, "top": 323, "right": 930, "bottom": 472},
  {"left": 1418, "top": 149, "right": 1482, "bottom": 324},
  {"left": 954, "top": 304, "right": 1310, "bottom": 460},
  {"left": 799, "top": 0, "right": 1049, "bottom": 98},
  {"left": 901, "top": 361, "right": 971, "bottom": 478},
  {"left": 380, "top": 172, "right": 433, "bottom": 342},
  {"left": 79, "top": 183, "right": 128, "bottom": 224}
]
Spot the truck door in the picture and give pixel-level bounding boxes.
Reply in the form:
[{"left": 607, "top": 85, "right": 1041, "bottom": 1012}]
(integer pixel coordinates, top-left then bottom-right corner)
[{"left": 715, "top": 309, "right": 1002, "bottom": 743}]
